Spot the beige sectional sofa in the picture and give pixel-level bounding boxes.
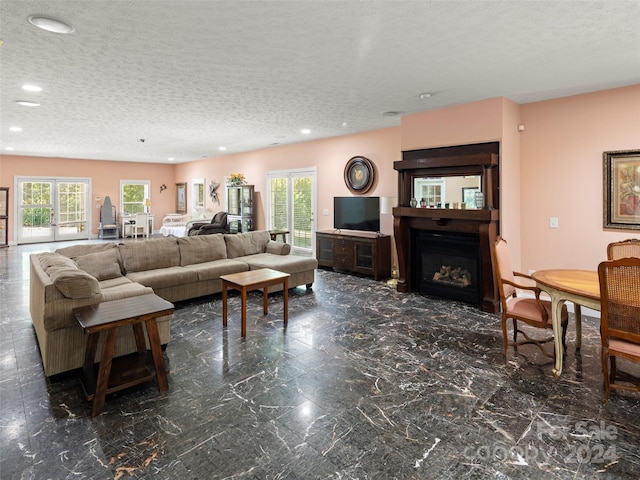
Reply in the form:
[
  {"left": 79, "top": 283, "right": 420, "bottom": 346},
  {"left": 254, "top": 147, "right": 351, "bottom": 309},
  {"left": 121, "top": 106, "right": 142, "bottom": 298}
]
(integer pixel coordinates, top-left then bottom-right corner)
[{"left": 30, "top": 231, "right": 317, "bottom": 377}]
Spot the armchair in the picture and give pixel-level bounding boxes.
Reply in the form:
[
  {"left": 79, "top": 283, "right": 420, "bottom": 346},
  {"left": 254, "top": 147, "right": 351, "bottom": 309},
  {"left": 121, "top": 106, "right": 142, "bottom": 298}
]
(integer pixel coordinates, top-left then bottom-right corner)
[
  {"left": 188, "top": 211, "right": 228, "bottom": 236},
  {"left": 598, "top": 257, "right": 640, "bottom": 402},
  {"left": 491, "top": 237, "right": 568, "bottom": 358}
]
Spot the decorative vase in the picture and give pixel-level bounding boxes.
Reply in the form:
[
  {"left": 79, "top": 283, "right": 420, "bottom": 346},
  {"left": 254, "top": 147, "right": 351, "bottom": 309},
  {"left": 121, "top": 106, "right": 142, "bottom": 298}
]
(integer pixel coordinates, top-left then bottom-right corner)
[
  {"left": 410, "top": 197, "right": 418, "bottom": 208},
  {"left": 420, "top": 198, "right": 427, "bottom": 208}
]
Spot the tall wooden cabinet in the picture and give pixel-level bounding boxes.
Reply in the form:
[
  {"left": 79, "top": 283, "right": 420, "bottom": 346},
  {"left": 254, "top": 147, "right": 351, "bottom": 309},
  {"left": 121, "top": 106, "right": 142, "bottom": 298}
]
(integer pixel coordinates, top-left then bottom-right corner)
[
  {"left": 227, "top": 185, "right": 255, "bottom": 233},
  {"left": 0, "top": 187, "right": 9, "bottom": 248},
  {"left": 316, "top": 231, "right": 391, "bottom": 281}
]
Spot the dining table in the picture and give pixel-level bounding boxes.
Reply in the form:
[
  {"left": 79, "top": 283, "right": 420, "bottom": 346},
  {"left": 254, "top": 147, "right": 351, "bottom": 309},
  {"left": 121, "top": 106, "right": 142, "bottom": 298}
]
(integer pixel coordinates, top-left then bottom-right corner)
[{"left": 531, "top": 269, "right": 600, "bottom": 377}]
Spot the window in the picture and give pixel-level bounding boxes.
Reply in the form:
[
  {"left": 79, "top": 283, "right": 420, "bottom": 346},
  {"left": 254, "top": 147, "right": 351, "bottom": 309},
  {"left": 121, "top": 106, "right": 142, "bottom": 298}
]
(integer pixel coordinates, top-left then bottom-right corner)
[
  {"left": 120, "top": 180, "right": 150, "bottom": 214},
  {"left": 266, "top": 168, "right": 316, "bottom": 254},
  {"left": 414, "top": 178, "right": 445, "bottom": 206}
]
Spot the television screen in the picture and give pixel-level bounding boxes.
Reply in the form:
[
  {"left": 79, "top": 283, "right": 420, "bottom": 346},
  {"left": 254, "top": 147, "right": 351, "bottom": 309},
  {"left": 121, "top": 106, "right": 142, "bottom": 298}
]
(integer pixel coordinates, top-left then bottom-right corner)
[{"left": 334, "top": 196, "right": 380, "bottom": 232}]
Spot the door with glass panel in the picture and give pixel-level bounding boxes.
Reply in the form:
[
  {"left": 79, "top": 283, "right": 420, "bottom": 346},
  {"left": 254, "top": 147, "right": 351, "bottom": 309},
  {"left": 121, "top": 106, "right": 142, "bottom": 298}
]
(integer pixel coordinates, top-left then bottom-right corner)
[
  {"left": 16, "top": 177, "right": 90, "bottom": 244},
  {"left": 266, "top": 168, "right": 316, "bottom": 255}
]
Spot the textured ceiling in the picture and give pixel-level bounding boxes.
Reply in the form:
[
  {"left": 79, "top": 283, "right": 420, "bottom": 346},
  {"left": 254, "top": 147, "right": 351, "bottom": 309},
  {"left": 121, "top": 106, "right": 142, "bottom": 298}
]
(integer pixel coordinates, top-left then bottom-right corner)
[{"left": 1, "top": 0, "right": 639, "bottom": 164}]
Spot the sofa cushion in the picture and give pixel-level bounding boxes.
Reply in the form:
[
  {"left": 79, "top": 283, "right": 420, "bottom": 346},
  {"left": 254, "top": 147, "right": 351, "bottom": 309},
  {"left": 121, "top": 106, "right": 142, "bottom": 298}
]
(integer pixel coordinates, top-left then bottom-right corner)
[
  {"left": 178, "top": 234, "right": 227, "bottom": 266},
  {"left": 99, "top": 276, "right": 136, "bottom": 289},
  {"left": 237, "top": 253, "right": 318, "bottom": 275},
  {"left": 183, "top": 258, "right": 249, "bottom": 281},
  {"left": 49, "top": 267, "right": 101, "bottom": 299},
  {"left": 55, "top": 242, "right": 117, "bottom": 259},
  {"left": 119, "top": 237, "right": 180, "bottom": 272},
  {"left": 74, "top": 249, "right": 123, "bottom": 281},
  {"left": 224, "top": 231, "right": 271, "bottom": 258},
  {"left": 39, "top": 252, "right": 78, "bottom": 271},
  {"left": 126, "top": 266, "right": 198, "bottom": 290}
]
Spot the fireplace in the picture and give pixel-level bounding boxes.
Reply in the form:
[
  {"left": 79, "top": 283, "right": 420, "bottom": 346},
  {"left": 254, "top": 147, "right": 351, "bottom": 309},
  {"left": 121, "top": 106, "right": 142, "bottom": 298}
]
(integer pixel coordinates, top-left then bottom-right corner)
[
  {"left": 393, "top": 142, "right": 500, "bottom": 313},
  {"left": 413, "top": 231, "right": 481, "bottom": 305}
]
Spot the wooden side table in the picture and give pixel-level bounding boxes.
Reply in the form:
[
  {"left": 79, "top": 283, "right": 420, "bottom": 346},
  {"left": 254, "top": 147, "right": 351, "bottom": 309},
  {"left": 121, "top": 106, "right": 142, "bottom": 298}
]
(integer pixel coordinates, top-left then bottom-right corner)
[
  {"left": 269, "top": 229, "right": 289, "bottom": 243},
  {"left": 73, "top": 294, "right": 174, "bottom": 416},
  {"left": 221, "top": 268, "right": 290, "bottom": 337}
]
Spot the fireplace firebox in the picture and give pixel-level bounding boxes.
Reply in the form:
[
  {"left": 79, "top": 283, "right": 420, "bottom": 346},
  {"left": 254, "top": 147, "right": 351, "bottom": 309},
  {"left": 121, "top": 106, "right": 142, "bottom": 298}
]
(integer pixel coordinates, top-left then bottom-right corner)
[{"left": 412, "top": 231, "right": 481, "bottom": 305}]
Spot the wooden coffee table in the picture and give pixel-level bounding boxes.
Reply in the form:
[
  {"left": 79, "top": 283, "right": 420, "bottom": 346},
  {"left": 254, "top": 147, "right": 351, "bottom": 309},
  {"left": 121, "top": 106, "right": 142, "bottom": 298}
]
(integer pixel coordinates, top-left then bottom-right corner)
[
  {"left": 221, "top": 268, "right": 290, "bottom": 337},
  {"left": 73, "top": 294, "right": 174, "bottom": 416}
]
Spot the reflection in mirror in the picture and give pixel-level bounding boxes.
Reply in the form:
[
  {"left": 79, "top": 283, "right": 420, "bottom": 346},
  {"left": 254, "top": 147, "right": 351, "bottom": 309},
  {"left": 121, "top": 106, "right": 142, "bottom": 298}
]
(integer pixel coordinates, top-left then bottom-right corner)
[
  {"left": 191, "top": 178, "right": 205, "bottom": 212},
  {"left": 413, "top": 175, "right": 481, "bottom": 208}
]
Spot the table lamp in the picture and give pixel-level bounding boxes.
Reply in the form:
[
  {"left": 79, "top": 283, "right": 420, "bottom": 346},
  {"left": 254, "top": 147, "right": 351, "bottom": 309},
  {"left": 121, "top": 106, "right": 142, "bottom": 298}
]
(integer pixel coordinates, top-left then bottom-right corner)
[{"left": 145, "top": 198, "right": 151, "bottom": 213}]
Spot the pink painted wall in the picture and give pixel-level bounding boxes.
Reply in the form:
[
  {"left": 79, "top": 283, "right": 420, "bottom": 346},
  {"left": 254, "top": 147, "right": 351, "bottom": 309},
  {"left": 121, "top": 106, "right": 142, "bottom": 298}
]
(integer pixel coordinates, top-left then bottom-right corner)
[
  {"left": 175, "top": 127, "right": 401, "bottom": 234},
  {"left": 401, "top": 97, "right": 504, "bottom": 150},
  {"left": 519, "top": 85, "right": 640, "bottom": 272},
  {"left": 0, "top": 155, "right": 176, "bottom": 241}
]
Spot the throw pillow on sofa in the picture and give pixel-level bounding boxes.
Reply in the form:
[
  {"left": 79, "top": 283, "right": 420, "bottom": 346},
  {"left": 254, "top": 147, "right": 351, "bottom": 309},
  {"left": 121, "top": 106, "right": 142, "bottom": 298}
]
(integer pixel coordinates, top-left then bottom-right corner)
[{"left": 74, "top": 249, "right": 123, "bottom": 281}]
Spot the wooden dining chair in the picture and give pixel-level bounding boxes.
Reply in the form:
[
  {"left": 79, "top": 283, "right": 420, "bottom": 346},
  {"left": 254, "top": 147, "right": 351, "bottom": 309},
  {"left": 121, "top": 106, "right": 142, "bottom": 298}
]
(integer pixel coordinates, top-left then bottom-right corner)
[
  {"left": 598, "top": 257, "right": 640, "bottom": 402},
  {"left": 607, "top": 239, "right": 640, "bottom": 260},
  {"left": 491, "top": 237, "right": 568, "bottom": 358}
]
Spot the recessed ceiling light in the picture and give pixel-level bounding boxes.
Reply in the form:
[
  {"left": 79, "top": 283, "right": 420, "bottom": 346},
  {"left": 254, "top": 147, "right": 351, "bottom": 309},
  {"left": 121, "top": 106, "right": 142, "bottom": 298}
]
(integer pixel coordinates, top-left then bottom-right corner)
[
  {"left": 22, "top": 84, "right": 42, "bottom": 92},
  {"left": 9, "top": 126, "right": 22, "bottom": 132},
  {"left": 5, "top": 147, "right": 15, "bottom": 151},
  {"left": 16, "top": 100, "right": 40, "bottom": 107},
  {"left": 341, "top": 122, "right": 348, "bottom": 127},
  {"left": 168, "top": 157, "right": 175, "bottom": 161},
  {"left": 382, "top": 111, "right": 400, "bottom": 117},
  {"left": 219, "top": 146, "right": 227, "bottom": 151},
  {"left": 28, "top": 15, "right": 74, "bottom": 34},
  {"left": 417, "top": 92, "right": 432, "bottom": 100},
  {"left": 300, "top": 128, "right": 311, "bottom": 134}
]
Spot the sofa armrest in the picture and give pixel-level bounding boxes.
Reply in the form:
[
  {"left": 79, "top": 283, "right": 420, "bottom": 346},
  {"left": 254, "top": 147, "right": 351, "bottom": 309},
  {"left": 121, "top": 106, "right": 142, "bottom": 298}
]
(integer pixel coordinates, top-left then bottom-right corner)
[{"left": 265, "top": 241, "right": 291, "bottom": 255}]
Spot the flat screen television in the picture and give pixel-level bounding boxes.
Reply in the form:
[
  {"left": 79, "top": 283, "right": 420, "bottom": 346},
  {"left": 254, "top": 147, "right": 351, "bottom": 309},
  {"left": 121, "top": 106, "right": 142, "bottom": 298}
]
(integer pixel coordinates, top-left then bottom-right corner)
[{"left": 334, "top": 196, "right": 380, "bottom": 233}]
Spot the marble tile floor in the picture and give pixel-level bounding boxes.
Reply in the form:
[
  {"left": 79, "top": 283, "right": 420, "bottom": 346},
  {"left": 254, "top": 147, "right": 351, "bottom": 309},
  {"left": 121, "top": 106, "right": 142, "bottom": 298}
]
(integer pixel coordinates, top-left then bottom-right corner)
[{"left": 1, "top": 240, "right": 640, "bottom": 480}]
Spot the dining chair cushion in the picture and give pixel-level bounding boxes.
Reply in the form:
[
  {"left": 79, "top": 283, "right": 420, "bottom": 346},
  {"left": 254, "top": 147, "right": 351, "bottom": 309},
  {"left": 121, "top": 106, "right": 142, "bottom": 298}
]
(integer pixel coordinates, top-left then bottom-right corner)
[
  {"left": 608, "top": 339, "right": 640, "bottom": 357},
  {"left": 506, "top": 297, "right": 567, "bottom": 324}
]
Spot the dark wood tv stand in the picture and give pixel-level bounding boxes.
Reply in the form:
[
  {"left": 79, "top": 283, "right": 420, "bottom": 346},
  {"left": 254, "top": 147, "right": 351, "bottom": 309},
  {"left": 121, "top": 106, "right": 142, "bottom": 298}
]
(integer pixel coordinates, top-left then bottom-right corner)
[{"left": 316, "top": 230, "right": 391, "bottom": 281}]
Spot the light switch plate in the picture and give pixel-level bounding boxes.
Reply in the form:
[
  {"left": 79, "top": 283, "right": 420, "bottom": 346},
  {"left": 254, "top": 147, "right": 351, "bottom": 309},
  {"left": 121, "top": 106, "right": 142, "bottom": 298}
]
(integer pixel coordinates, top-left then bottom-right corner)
[{"left": 549, "top": 217, "right": 559, "bottom": 228}]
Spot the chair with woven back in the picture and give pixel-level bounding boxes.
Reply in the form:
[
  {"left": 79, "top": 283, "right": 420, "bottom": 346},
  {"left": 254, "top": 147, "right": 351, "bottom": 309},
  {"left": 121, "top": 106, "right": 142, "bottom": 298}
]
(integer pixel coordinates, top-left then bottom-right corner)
[
  {"left": 491, "top": 237, "right": 568, "bottom": 358},
  {"left": 597, "top": 257, "right": 640, "bottom": 402},
  {"left": 607, "top": 238, "right": 640, "bottom": 260}
]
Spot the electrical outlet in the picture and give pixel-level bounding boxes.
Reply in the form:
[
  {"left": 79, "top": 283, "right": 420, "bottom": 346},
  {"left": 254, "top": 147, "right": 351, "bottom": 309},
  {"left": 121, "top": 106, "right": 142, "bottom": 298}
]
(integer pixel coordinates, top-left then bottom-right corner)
[
  {"left": 323, "top": 209, "right": 329, "bottom": 216},
  {"left": 549, "top": 217, "right": 559, "bottom": 228}
]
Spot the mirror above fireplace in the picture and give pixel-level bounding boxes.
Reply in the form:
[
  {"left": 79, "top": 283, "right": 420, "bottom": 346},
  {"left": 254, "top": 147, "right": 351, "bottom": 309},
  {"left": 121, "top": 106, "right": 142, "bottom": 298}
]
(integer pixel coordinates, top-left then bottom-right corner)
[{"left": 413, "top": 175, "right": 481, "bottom": 208}]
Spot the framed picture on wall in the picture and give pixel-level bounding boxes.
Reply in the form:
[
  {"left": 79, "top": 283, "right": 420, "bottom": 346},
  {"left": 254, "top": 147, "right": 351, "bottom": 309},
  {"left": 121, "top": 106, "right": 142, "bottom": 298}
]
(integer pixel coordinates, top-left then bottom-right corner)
[
  {"left": 603, "top": 149, "right": 640, "bottom": 230},
  {"left": 176, "top": 183, "right": 187, "bottom": 214}
]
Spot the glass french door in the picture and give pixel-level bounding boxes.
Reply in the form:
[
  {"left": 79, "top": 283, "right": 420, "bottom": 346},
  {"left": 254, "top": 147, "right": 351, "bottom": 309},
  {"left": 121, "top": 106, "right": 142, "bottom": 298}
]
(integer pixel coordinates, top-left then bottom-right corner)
[
  {"left": 266, "top": 168, "right": 316, "bottom": 255},
  {"left": 16, "top": 177, "right": 91, "bottom": 244}
]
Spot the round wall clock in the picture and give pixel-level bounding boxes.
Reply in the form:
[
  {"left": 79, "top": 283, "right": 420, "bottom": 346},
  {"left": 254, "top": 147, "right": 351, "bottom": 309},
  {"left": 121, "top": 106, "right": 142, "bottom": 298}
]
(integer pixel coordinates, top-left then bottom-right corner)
[{"left": 344, "top": 156, "right": 375, "bottom": 194}]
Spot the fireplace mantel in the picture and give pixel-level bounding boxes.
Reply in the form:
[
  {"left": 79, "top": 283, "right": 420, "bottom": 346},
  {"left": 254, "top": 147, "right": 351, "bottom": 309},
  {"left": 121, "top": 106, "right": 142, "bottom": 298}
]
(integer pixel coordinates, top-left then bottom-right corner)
[{"left": 393, "top": 143, "right": 500, "bottom": 313}]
